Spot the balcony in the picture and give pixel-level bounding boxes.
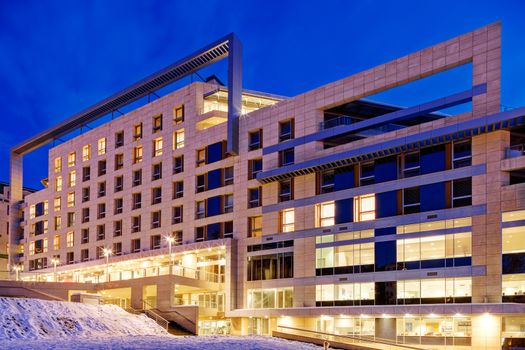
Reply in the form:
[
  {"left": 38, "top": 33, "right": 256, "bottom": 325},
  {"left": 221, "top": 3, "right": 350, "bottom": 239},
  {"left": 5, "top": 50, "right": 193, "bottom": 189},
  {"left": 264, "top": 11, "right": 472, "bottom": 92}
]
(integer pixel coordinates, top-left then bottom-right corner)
[{"left": 505, "top": 144, "right": 525, "bottom": 159}]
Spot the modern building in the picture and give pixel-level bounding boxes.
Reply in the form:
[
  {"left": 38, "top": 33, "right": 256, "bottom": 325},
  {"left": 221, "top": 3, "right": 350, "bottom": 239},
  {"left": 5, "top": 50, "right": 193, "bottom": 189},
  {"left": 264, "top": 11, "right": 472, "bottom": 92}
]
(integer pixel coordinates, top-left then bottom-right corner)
[{"left": 7, "top": 22, "right": 525, "bottom": 348}]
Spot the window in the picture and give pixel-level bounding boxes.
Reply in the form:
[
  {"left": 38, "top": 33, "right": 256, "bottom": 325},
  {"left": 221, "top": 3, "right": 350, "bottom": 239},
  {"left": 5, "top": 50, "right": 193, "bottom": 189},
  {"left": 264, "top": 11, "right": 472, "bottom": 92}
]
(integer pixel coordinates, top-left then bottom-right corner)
[
  {"left": 54, "top": 157, "right": 62, "bottom": 173},
  {"left": 174, "top": 129, "right": 185, "bottom": 149},
  {"left": 97, "top": 138, "right": 106, "bottom": 155},
  {"left": 98, "top": 182, "right": 106, "bottom": 198},
  {"left": 172, "top": 206, "right": 183, "bottom": 224},
  {"left": 54, "top": 216, "right": 61, "bottom": 230},
  {"left": 316, "top": 242, "right": 374, "bottom": 269},
  {"left": 224, "top": 221, "right": 233, "bottom": 238},
  {"left": 249, "top": 129, "right": 263, "bottom": 150},
  {"left": 279, "top": 148, "right": 294, "bottom": 167},
  {"left": 279, "top": 179, "right": 293, "bottom": 202},
  {"left": 54, "top": 197, "right": 61, "bottom": 212},
  {"left": 248, "top": 216, "right": 262, "bottom": 237},
  {"left": 174, "top": 105, "right": 184, "bottom": 124},
  {"left": 132, "top": 169, "right": 142, "bottom": 187},
  {"left": 318, "top": 170, "right": 335, "bottom": 194},
  {"left": 132, "top": 193, "right": 142, "bottom": 210},
  {"left": 173, "top": 181, "right": 183, "bottom": 199},
  {"left": 68, "top": 152, "right": 76, "bottom": 167},
  {"left": 151, "top": 211, "right": 161, "bottom": 229},
  {"left": 248, "top": 187, "right": 262, "bottom": 208},
  {"left": 98, "top": 160, "right": 107, "bottom": 176},
  {"left": 133, "top": 146, "right": 143, "bottom": 164},
  {"left": 152, "top": 163, "right": 162, "bottom": 181},
  {"left": 53, "top": 235, "right": 60, "bottom": 250},
  {"left": 359, "top": 162, "right": 375, "bottom": 186},
  {"left": 152, "top": 114, "right": 162, "bottom": 133},
  {"left": 66, "top": 252, "right": 74, "bottom": 265},
  {"left": 114, "top": 175, "right": 124, "bottom": 192},
  {"left": 248, "top": 158, "right": 262, "bottom": 180},
  {"left": 173, "top": 155, "right": 184, "bottom": 174},
  {"left": 403, "top": 151, "right": 420, "bottom": 178},
  {"left": 196, "top": 201, "right": 205, "bottom": 219},
  {"left": 152, "top": 187, "right": 162, "bottom": 205},
  {"left": 153, "top": 137, "right": 163, "bottom": 157},
  {"left": 224, "top": 166, "right": 234, "bottom": 185},
  {"left": 114, "top": 198, "right": 123, "bottom": 215},
  {"left": 82, "top": 166, "right": 90, "bottom": 182},
  {"left": 403, "top": 187, "right": 421, "bottom": 214},
  {"left": 80, "top": 249, "right": 88, "bottom": 262},
  {"left": 96, "top": 224, "right": 105, "bottom": 240},
  {"left": 316, "top": 201, "right": 335, "bottom": 227},
  {"left": 195, "top": 226, "right": 205, "bottom": 242},
  {"left": 452, "top": 178, "right": 472, "bottom": 207},
  {"left": 82, "top": 144, "right": 91, "bottom": 161},
  {"left": 247, "top": 252, "right": 294, "bottom": 280},
  {"left": 113, "top": 220, "right": 122, "bottom": 237},
  {"left": 67, "top": 192, "right": 75, "bottom": 207},
  {"left": 151, "top": 235, "right": 161, "bottom": 250},
  {"left": 82, "top": 207, "right": 90, "bottom": 223},
  {"left": 131, "top": 238, "right": 141, "bottom": 253},
  {"left": 173, "top": 231, "right": 183, "bottom": 245},
  {"left": 66, "top": 231, "right": 74, "bottom": 248},
  {"left": 196, "top": 174, "right": 206, "bottom": 193},
  {"left": 453, "top": 140, "right": 472, "bottom": 168},
  {"left": 81, "top": 229, "right": 89, "bottom": 244},
  {"left": 196, "top": 148, "right": 206, "bottom": 167},
  {"left": 55, "top": 176, "right": 63, "bottom": 192},
  {"left": 280, "top": 209, "right": 295, "bottom": 232},
  {"left": 112, "top": 242, "right": 122, "bottom": 256},
  {"left": 115, "top": 154, "right": 124, "bottom": 170},
  {"left": 224, "top": 194, "right": 234, "bottom": 213},
  {"left": 131, "top": 216, "right": 141, "bottom": 233},
  {"left": 115, "top": 131, "right": 124, "bottom": 148},
  {"left": 279, "top": 119, "right": 294, "bottom": 142},
  {"left": 354, "top": 194, "right": 375, "bottom": 222},
  {"left": 133, "top": 123, "right": 143, "bottom": 141}
]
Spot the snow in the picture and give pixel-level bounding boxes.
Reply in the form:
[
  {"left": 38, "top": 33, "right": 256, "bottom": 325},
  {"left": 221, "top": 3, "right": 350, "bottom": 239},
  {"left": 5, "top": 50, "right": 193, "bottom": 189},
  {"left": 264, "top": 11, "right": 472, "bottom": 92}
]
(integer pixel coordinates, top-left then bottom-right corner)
[{"left": 0, "top": 297, "right": 319, "bottom": 349}]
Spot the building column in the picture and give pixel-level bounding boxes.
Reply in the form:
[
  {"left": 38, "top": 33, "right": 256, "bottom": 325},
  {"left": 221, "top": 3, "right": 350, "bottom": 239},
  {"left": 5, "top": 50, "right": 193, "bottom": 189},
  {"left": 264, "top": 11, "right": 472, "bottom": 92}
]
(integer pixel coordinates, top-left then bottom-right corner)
[{"left": 8, "top": 153, "right": 23, "bottom": 271}]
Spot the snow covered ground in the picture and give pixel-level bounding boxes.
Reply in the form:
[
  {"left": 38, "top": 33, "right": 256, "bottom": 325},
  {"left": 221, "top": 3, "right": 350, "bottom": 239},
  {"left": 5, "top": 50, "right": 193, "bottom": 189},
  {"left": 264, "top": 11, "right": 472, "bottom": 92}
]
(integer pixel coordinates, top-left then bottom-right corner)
[{"left": 0, "top": 297, "right": 318, "bottom": 349}]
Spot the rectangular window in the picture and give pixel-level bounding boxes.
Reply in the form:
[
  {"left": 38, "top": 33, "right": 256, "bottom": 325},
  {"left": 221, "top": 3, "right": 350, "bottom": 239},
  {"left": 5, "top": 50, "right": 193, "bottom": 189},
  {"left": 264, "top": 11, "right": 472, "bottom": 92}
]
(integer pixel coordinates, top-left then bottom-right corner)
[
  {"left": 452, "top": 178, "right": 472, "bottom": 207},
  {"left": 68, "top": 152, "right": 76, "bottom": 167},
  {"left": 151, "top": 211, "right": 161, "bottom": 229},
  {"left": 132, "top": 169, "right": 142, "bottom": 187},
  {"left": 280, "top": 209, "right": 295, "bottom": 233},
  {"left": 133, "top": 146, "right": 143, "bottom": 164},
  {"left": 66, "top": 252, "right": 74, "bottom": 265},
  {"left": 98, "top": 182, "right": 106, "bottom": 198},
  {"left": 97, "top": 224, "right": 105, "bottom": 240},
  {"left": 98, "top": 138, "right": 107, "bottom": 155},
  {"left": 316, "top": 201, "right": 335, "bottom": 227},
  {"left": 82, "top": 144, "right": 91, "bottom": 161},
  {"left": 115, "top": 154, "right": 124, "bottom": 170},
  {"left": 115, "top": 131, "right": 124, "bottom": 148},
  {"left": 55, "top": 176, "right": 63, "bottom": 192},
  {"left": 152, "top": 163, "right": 162, "bottom": 181},
  {"left": 196, "top": 201, "right": 205, "bottom": 219},
  {"left": 173, "top": 155, "right": 184, "bottom": 174},
  {"left": 403, "top": 187, "right": 421, "bottom": 214},
  {"left": 196, "top": 148, "right": 206, "bottom": 167},
  {"left": 54, "top": 216, "right": 61, "bottom": 230},
  {"left": 173, "top": 105, "right": 184, "bottom": 124},
  {"left": 81, "top": 229, "right": 89, "bottom": 244},
  {"left": 133, "top": 123, "right": 142, "bottom": 141},
  {"left": 403, "top": 151, "right": 420, "bottom": 178},
  {"left": 98, "top": 160, "right": 107, "bottom": 176},
  {"left": 319, "top": 170, "right": 335, "bottom": 194},
  {"left": 248, "top": 216, "right": 263, "bottom": 237},
  {"left": 153, "top": 137, "right": 163, "bottom": 157},
  {"left": 279, "top": 119, "right": 294, "bottom": 142},
  {"left": 150, "top": 235, "right": 161, "bottom": 250},
  {"left": 249, "top": 129, "right": 263, "bottom": 150},
  {"left": 66, "top": 231, "right": 74, "bottom": 248},
  {"left": 54, "top": 157, "right": 62, "bottom": 173},
  {"left": 174, "top": 129, "right": 185, "bottom": 149},
  {"left": 248, "top": 187, "right": 262, "bottom": 208},
  {"left": 453, "top": 140, "right": 472, "bottom": 168},
  {"left": 224, "top": 194, "right": 234, "bottom": 213},
  {"left": 82, "top": 207, "right": 90, "bottom": 223},
  {"left": 54, "top": 197, "right": 61, "bottom": 212},
  {"left": 248, "top": 158, "right": 262, "bottom": 180},
  {"left": 132, "top": 216, "right": 141, "bottom": 233},
  {"left": 247, "top": 252, "right": 294, "bottom": 280},
  {"left": 114, "top": 198, "right": 123, "bottom": 215},
  {"left": 152, "top": 114, "right": 163, "bottom": 133},
  {"left": 152, "top": 187, "right": 162, "bottom": 205},
  {"left": 81, "top": 249, "right": 89, "bottom": 262},
  {"left": 224, "top": 166, "right": 234, "bottom": 185},
  {"left": 131, "top": 238, "right": 141, "bottom": 253},
  {"left": 67, "top": 192, "right": 75, "bottom": 207},
  {"left": 278, "top": 179, "right": 293, "bottom": 202},
  {"left": 359, "top": 162, "right": 375, "bottom": 186},
  {"left": 112, "top": 220, "right": 122, "bottom": 237},
  {"left": 196, "top": 174, "right": 206, "bottom": 193},
  {"left": 53, "top": 235, "right": 60, "bottom": 250},
  {"left": 132, "top": 193, "right": 142, "bottom": 210},
  {"left": 354, "top": 194, "right": 375, "bottom": 222},
  {"left": 82, "top": 166, "right": 90, "bottom": 182},
  {"left": 172, "top": 206, "right": 183, "bottom": 224},
  {"left": 114, "top": 175, "right": 124, "bottom": 192},
  {"left": 173, "top": 181, "right": 183, "bottom": 199},
  {"left": 279, "top": 148, "right": 294, "bottom": 167}
]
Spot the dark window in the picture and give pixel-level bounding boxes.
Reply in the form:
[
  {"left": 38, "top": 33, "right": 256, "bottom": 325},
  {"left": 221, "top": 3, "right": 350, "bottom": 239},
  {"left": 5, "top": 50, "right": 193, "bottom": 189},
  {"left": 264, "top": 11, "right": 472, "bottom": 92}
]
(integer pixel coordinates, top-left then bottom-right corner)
[
  {"left": 279, "top": 119, "right": 294, "bottom": 142},
  {"left": 207, "top": 222, "right": 221, "bottom": 240},
  {"left": 224, "top": 221, "right": 233, "bottom": 238},
  {"left": 403, "top": 187, "right": 421, "bottom": 214},
  {"left": 452, "top": 178, "right": 472, "bottom": 207},
  {"left": 115, "top": 131, "right": 124, "bottom": 148},
  {"left": 453, "top": 140, "right": 472, "bottom": 168},
  {"left": 196, "top": 201, "right": 205, "bottom": 219},
  {"left": 151, "top": 235, "right": 161, "bottom": 250},
  {"left": 132, "top": 169, "right": 142, "bottom": 187},
  {"left": 66, "top": 252, "right": 74, "bottom": 265},
  {"left": 174, "top": 105, "right": 184, "bottom": 124},
  {"left": 82, "top": 208, "right": 90, "bottom": 223},
  {"left": 114, "top": 220, "right": 122, "bottom": 237},
  {"left": 152, "top": 114, "right": 163, "bottom": 133},
  {"left": 206, "top": 196, "right": 222, "bottom": 217},
  {"left": 97, "top": 203, "right": 106, "bottom": 219},
  {"left": 131, "top": 238, "right": 141, "bottom": 253},
  {"left": 249, "top": 129, "right": 263, "bottom": 150},
  {"left": 151, "top": 211, "right": 161, "bottom": 229},
  {"left": 173, "top": 156, "right": 184, "bottom": 174},
  {"left": 207, "top": 169, "right": 222, "bottom": 190},
  {"left": 319, "top": 170, "right": 335, "bottom": 194},
  {"left": 173, "top": 181, "right": 183, "bottom": 199},
  {"left": 360, "top": 162, "right": 375, "bottom": 186},
  {"left": 403, "top": 151, "right": 420, "bottom": 178},
  {"left": 115, "top": 154, "right": 124, "bottom": 170},
  {"left": 132, "top": 193, "right": 142, "bottom": 210},
  {"left": 224, "top": 166, "right": 234, "bottom": 185},
  {"left": 152, "top": 163, "right": 162, "bottom": 181},
  {"left": 248, "top": 159, "right": 263, "bottom": 180},
  {"left": 421, "top": 144, "right": 446, "bottom": 174},
  {"left": 152, "top": 187, "right": 162, "bottom": 205},
  {"left": 98, "top": 160, "right": 107, "bottom": 176},
  {"left": 131, "top": 216, "right": 141, "bottom": 233},
  {"left": 98, "top": 182, "right": 106, "bottom": 198},
  {"left": 96, "top": 224, "right": 105, "bottom": 241},
  {"left": 196, "top": 174, "right": 206, "bottom": 193},
  {"left": 279, "top": 179, "right": 293, "bottom": 202},
  {"left": 82, "top": 187, "right": 90, "bottom": 203},
  {"left": 81, "top": 229, "right": 89, "bottom": 244},
  {"left": 195, "top": 226, "right": 205, "bottom": 242},
  {"left": 279, "top": 148, "right": 294, "bottom": 166},
  {"left": 67, "top": 212, "right": 75, "bottom": 227},
  {"left": 224, "top": 194, "right": 234, "bottom": 213},
  {"left": 114, "top": 198, "right": 123, "bottom": 215},
  {"left": 248, "top": 187, "right": 262, "bottom": 208},
  {"left": 206, "top": 141, "right": 225, "bottom": 164},
  {"left": 81, "top": 249, "right": 89, "bottom": 262},
  {"left": 115, "top": 175, "right": 124, "bottom": 192},
  {"left": 113, "top": 242, "right": 122, "bottom": 255},
  {"left": 172, "top": 206, "right": 183, "bottom": 224},
  {"left": 247, "top": 252, "right": 294, "bottom": 281},
  {"left": 82, "top": 166, "right": 90, "bottom": 182},
  {"left": 173, "top": 231, "right": 183, "bottom": 245}
]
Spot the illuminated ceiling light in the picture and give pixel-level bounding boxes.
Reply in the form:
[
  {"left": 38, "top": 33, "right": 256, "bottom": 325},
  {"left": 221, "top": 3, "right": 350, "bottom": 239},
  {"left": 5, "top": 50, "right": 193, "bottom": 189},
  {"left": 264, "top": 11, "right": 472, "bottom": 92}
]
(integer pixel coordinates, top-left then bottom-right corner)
[
  {"left": 454, "top": 313, "right": 463, "bottom": 317},
  {"left": 428, "top": 313, "right": 438, "bottom": 318},
  {"left": 404, "top": 313, "right": 412, "bottom": 318}
]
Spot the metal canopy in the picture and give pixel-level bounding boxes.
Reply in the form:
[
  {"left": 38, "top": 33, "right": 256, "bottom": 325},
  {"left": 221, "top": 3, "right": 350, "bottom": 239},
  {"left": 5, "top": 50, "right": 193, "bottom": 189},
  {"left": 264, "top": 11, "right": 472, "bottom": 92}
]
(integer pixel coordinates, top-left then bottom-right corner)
[{"left": 12, "top": 33, "right": 239, "bottom": 155}]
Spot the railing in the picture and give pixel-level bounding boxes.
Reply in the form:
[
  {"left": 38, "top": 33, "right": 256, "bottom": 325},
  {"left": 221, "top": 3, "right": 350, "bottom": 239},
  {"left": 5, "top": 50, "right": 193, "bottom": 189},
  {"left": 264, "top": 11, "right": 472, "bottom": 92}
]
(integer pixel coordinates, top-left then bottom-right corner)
[
  {"left": 506, "top": 144, "right": 525, "bottom": 159},
  {"left": 275, "top": 325, "right": 426, "bottom": 350},
  {"left": 173, "top": 297, "right": 219, "bottom": 309},
  {"left": 320, "top": 116, "right": 354, "bottom": 130},
  {"left": 141, "top": 299, "right": 169, "bottom": 331}
]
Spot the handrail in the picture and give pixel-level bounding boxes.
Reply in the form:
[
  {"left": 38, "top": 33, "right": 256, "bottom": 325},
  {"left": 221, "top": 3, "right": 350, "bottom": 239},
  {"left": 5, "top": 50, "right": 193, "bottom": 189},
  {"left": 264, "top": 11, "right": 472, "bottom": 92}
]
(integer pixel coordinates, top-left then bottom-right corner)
[
  {"left": 157, "top": 306, "right": 196, "bottom": 328},
  {"left": 141, "top": 299, "right": 169, "bottom": 331},
  {"left": 276, "top": 325, "right": 426, "bottom": 350},
  {"left": 506, "top": 144, "right": 525, "bottom": 158}
]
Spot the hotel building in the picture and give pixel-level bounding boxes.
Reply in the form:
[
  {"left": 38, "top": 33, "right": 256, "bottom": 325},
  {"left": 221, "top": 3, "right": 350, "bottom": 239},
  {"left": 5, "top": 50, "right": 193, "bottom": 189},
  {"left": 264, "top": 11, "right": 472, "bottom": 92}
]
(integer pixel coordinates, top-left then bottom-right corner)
[{"left": 8, "top": 22, "right": 525, "bottom": 348}]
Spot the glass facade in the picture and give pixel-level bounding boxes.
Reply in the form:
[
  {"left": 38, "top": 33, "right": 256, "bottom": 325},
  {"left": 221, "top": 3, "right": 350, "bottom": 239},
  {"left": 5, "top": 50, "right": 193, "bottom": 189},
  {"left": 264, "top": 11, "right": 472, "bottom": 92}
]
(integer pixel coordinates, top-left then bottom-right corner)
[{"left": 247, "top": 287, "right": 293, "bottom": 308}]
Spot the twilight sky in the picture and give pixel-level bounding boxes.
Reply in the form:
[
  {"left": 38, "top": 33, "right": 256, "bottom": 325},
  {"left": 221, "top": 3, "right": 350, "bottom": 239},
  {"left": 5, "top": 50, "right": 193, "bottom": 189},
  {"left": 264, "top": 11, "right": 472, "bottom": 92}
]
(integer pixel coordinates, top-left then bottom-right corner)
[{"left": 1, "top": 0, "right": 524, "bottom": 189}]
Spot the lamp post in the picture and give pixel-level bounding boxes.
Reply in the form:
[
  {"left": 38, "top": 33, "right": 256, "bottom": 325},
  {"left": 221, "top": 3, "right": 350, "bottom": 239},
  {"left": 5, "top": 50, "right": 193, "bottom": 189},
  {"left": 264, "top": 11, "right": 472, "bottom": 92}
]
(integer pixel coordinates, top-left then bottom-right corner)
[
  {"left": 165, "top": 235, "right": 175, "bottom": 273},
  {"left": 102, "top": 248, "right": 113, "bottom": 282},
  {"left": 51, "top": 257, "right": 60, "bottom": 282}
]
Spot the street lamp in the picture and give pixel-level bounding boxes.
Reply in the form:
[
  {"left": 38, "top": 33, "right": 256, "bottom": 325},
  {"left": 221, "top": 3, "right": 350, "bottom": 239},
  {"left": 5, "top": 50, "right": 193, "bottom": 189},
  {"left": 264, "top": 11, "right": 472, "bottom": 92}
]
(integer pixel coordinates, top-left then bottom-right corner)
[
  {"left": 102, "top": 248, "right": 113, "bottom": 282},
  {"left": 12, "top": 264, "right": 21, "bottom": 281},
  {"left": 51, "top": 257, "right": 60, "bottom": 282},
  {"left": 165, "top": 235, "right": 175, "bottom": 273}
]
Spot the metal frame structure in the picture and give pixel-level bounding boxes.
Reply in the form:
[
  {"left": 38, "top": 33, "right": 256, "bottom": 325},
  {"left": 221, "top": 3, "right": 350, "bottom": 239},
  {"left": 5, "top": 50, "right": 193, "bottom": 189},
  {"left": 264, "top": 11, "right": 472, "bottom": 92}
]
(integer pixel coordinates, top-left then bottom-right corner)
[{"left": 8, "top": 33, "right": 242, "bottom": 269}]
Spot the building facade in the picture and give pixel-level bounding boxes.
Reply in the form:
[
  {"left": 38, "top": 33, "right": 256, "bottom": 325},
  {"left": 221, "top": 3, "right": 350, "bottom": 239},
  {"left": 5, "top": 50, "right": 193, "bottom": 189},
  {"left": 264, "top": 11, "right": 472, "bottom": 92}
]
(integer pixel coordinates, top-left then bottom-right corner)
[{"left": 10, "top": 22, "right": 525, "bottom": 348}]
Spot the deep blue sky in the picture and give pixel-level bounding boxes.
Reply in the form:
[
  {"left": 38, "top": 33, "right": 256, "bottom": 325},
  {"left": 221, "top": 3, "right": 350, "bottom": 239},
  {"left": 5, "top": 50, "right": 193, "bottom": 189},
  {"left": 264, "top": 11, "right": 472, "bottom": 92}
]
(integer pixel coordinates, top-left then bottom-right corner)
[{"left": 1, "top": 0, "right": 524, "bottom": 189}]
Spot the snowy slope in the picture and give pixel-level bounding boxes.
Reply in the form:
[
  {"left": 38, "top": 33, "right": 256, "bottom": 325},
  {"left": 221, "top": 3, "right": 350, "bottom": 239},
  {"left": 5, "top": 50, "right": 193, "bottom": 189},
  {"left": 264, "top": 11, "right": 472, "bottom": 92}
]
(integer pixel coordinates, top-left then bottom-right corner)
[{"left": 0, "top": 297, "right": 168, "bottom": 340}]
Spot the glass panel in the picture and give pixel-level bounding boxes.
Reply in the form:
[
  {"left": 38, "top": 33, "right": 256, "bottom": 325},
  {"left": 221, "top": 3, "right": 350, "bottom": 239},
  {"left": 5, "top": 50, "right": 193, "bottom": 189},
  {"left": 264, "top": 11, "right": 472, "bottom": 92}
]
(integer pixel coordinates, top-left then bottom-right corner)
[{"left": 503, "top": 226, "right": 525, "bottom": 254}]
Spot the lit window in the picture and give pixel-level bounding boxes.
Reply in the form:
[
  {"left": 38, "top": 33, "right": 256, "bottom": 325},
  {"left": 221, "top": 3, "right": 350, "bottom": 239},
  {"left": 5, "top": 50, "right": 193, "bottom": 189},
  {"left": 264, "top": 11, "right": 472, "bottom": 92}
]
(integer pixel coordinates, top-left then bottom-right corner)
[
  {"left": 54, "top": 216, "right": 61, "bottom": 230},
  {"left": 354, "top": 194, "right": 375, "bottom": 222},
  {"left": 174, "top": 129, "right": 185, "bottom": 149},
  {"left": 503, "top": 226, "right": 525, "bottom": 254},
  {"left": 82, "top": 144, "right": 91, "bottom": 161},
  {"left": 153, "top": 137, "right": 163, "bottom": 157},
  {"left": 503, "top": 274, "right": 525, "bottom": 297},
  {"left": 43, "top": 238, "right": 48, "bottom": 253},
  {"left": 248, "top": 216, "right": 263, "bottom": 237},
  {"left": 54, "top": 157, "right": 62, "bottom": 173},
  {"left": 280, "top": 209, "right": 295, "bottom": 232},
  {"left": 54, "top": 197, "right": 61, "bottom": 212},
  {"left": 67, "top": 192, "right": 75, "bottom": 207},
  {"left": 98, "top": 138, "right": 107, "bottom": 155},
  {"left": 133, "top": 123, "right": 143, "bottom": 140},
  {"left": 316, "top": 201, "right": 335, "bottom": 227},
  {"left": 55, "top": 176, "right": 63, "bottom": 192},
  {"left": 29, "top": 241, "right": 35, "bottom": 256},
  {"left": 66, "top": 231, "right": 74, "bottom": 248},
  {"left": 153, "top": 114, "right": 163, "bottom": 133},
  {"left": 29, "top": 205, "right": 35, "bottom": 219},
  {"left": 53, "top": 235, "right": 60, "bottom": 250},
  {"left": 68, "top": 170, "right": 76, "bottom": 187},
  {"left": 133, "top": 146, "right": 143, "bottom": 164},
  {"left": 174, "top": 105, "right": 184, "bottom": 124},
  {"left": 68, "top": 152, "right": 76, "bottom": 167}
]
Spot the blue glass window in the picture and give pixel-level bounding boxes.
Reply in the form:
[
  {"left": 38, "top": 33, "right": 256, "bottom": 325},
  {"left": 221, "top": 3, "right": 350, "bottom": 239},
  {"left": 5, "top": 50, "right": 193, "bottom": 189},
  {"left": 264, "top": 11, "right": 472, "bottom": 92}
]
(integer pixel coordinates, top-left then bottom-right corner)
[
  {"left": 206, "top": 141, "right": 224, "bottom": 164},
  {"left": 375, "top": 227, "right": 396, "bottom": 237},
  {"left": 420, "top": 145, "right": 446, "bottom": 174},
  {"left": 376, "top": 191, "right": 397, "bottom": 218},
  {"left": 375, "top": 241, "right": 396, "bottom": 271},
  {"left": 207, "top": 223, "right": 221, "bottom": 240},
  {"left": 335, "top": 198, "right": 353, "bottom": 224},
  {"left": 207, "top": 169, "right": 222, "bottom": 190},
  {"left": 420, "top": 182, "right": 446, "bottom": 211},
  {"left": 334, "top": 166, "right": 354, "bottom": 191},
  {"left": 206, "top": 196, "right": 222, "bottom": 217},
  {"left": 375, "top": 156, "right": 397, "bottom": 182}
]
